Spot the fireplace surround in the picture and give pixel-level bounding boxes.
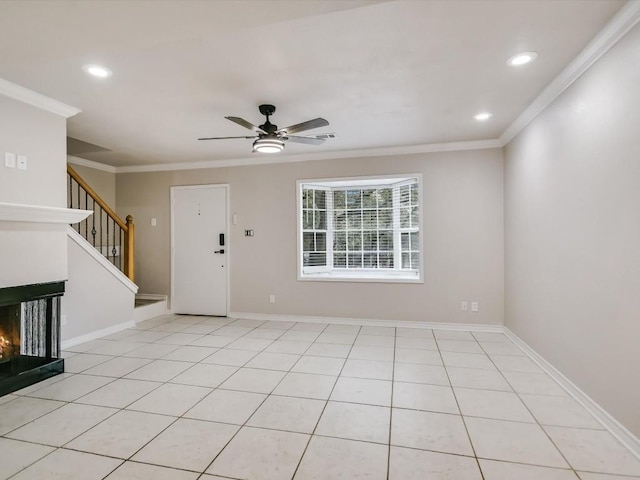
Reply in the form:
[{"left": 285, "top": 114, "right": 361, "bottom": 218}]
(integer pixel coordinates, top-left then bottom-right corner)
[{"left": 0, "top": 281, "right": 65, "bottom": 396}]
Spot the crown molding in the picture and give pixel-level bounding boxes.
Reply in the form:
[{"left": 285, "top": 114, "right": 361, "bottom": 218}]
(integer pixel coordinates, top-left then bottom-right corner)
[
  {"left": 67, "top": 155, "right": 118, "bottom": 173},
  {"left": 499, "top": 0, "right": 640, "bottom": 145},
  {"left": 116, "top": 139, "right": 503, "bottom": 173},
  {"left": 0, "top": 78, "right": 80, "bottom": 118}
]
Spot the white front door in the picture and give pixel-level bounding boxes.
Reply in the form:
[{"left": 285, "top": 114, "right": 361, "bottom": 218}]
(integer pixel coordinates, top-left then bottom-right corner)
[{"left": 171, "top": 185, "right": 228, "bottom": 315}]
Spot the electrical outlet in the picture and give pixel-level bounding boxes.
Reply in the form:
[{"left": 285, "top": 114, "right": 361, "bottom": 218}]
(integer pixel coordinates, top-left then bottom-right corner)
[
  {"left": 269, "top": 294, "right": 276, "bottom": 304},
  {"left": 245, "top": 229, "right": 254, "bottom": 237},
  {"left": 461, "top": 301, "right": 468, "bottom": 311},
  {"left": 471, "top": 301, "right": 479, "bottom": 312}
]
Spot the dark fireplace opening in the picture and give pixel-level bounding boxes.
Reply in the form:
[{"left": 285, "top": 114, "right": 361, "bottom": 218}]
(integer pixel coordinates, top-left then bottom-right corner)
[{"left": 0, "top": 282, "right": 65, "bottom": 396}]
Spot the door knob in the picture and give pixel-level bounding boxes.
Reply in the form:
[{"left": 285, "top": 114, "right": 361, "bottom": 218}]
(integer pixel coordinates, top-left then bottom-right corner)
[{"left": 214, "top": 249, "right": 225, "bottom": 254}]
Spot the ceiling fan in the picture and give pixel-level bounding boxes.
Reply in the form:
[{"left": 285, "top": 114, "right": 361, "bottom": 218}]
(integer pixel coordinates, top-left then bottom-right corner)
[{"left": 198, "top": 104, "right": 332, "bottom": 153}]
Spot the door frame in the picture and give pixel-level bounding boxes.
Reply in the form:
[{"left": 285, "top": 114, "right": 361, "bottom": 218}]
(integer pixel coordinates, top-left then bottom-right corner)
[{"left": 170, "top": 183, "right": 230, "bottom": 316}]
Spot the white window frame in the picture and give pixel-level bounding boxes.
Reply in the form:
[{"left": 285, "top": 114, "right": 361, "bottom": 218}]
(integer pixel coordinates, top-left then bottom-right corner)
[{"left": 296, "top": 174, "right": 424, "bottom": 283}]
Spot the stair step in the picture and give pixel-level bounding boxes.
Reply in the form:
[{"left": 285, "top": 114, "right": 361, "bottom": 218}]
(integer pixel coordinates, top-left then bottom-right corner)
[{"left": 135, "top": 298, "right": 163, "bottom": 308}]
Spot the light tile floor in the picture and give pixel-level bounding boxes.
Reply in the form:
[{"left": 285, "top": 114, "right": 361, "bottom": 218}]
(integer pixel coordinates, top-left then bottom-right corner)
[{"left": 1, "top": 314, "right": 639, "bottom": 479}]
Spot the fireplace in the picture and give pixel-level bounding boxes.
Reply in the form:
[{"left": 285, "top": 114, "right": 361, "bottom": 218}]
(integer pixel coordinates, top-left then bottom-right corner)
[{"left": 0, "top": 282, "right": 65, "bottom": 396}]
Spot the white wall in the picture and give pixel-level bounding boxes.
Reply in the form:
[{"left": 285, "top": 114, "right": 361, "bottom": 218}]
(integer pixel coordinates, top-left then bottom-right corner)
[
  {"left": 505, "top": 23, "right": 640, "bottom": 437},
  {"left": 117, "top": 148, "right": 504, "bottom": 324},
  {"left": 62, "top": 230, "right": 135, "bottom": 341},
  {"left": 0, "top": 94, "right": 68, "bottom": 288},
  {"left": 69, "top": 162, "right": 117, "bottom": 208}
]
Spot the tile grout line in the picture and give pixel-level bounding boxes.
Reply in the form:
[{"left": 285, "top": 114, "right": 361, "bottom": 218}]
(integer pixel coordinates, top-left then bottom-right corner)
[
  {"left": 289, "top": 323, "right": 361, "bottom": 480},
  {"left": 386, "top": 327, "right": 397, "bottom": 480},
  {"left": 199, "top": 319, "right": 326, "bottom": 478},
  {"left": 476, "top": 339, "right": 579, "bottom": 476},
  {"left": 434, "top": 333, "right": 486, "bottom": 480}
]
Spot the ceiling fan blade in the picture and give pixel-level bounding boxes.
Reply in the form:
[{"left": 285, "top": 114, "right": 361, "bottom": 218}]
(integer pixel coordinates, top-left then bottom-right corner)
[
  {"left": 225, "top": 116, "right": 266, "bottom": 134},
  {"left": 286, "top": 135, "right": 326, "bottom": 145},
  {"left": 277, "top": 117, "right": 329, "bottom": 135},
  {"left": 198, "top": 135, "right": 257, "bottom": 141},
  {"left": 310, "top": 133, "right": 336, "bottom": 139}
]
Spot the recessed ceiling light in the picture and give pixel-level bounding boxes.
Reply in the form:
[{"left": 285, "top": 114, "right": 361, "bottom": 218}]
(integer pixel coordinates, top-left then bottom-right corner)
[
  {"left": 473, "top": 112, "right": 493, "bottom": 121},
  {"left": 82, "top": 64, "right": 112, "bottom": 78},
  {"left": 506, "top": 52, "right": 538, "bottom": 66}
]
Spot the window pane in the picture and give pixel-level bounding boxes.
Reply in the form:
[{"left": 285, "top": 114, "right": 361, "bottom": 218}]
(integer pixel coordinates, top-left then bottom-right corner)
[
  {"left": 411, "top": 183, "right": 418, "bottom": 204},
  {"left": 314, "top": 190, "right": 326, "bottom": 209},
  {"left": 400, "top": 207, "right": 410, "bottom": 228},
  {"left": 303, "top": 209, "right": 313, "bottom": 229},
  {"left": 348, "top": 232, "right": 362, "bottom": 250},
  {"left": 363, "top": 253, "right": 377, "bottom": 268},
  {"left": 363, "top": 232, "right": 377, "bottom": 251},
  {"left": 379, "top": 231, "right": 393, "bottom": 251},
  {"left": 334, "top": 253, "right": 346, "bottom": 268},
  {"left": 334, "top": 232, "right": 346, "bottom": 251},
  {"left": 411, "top": 252, "right": 419, "bottom": 269},
  {"left": 401, "top": 232, "right": 409, "bottom": 251},
  {"left": 411, "top": 206, "right": 419, "bottom": 228},
  {"left": 379, "top": 252, "right": 394, "bottom": 268},
  {"left": 347, "top": 210, "right": 362, "bottom": 229},
  {"left": 363, "top": 209, "right": 377, "bottom": 228},
  {"left": 378, "top": 188, "right": 392, "bottom": 207},
  {"left": 402, "top": 252, "right": 410, "bottom": 269},
  {"left": 346, "top": 190, "right": 361, "bottom": 209},
  {"left": 334, "top": 210, "right": 346, "bottom": 230},
  {"left": 399, "top": 185, "right": 411, "bottom": 206},
  {"left": 410, "top": 232, "right": 419, "bottom": 251},
  {"left": 314, "top": 210, "right": 326, "bottom": 229},
  {"left": 348, "top": 252, "right": 362, "bottom": 268},
  {"left": 378, "top": 209, "right": 392, "bottom": 228},
  {"left": 333, "top": 190, "right": 345, "bottom": 208},
  {"left": 302, "top": 189, "right": 313, "bottom": 208},
  {"left": 363, "top": 189, "right": 376, "bottom": 207},
  {"left": 316, "top": 232, "right": 326, "bottom": 251},
  {"left": 308, "top": 252, "right": 326, "bottom": 266},
  {"left": 303, "top": 232, "right": 314, "bottom": 252}
]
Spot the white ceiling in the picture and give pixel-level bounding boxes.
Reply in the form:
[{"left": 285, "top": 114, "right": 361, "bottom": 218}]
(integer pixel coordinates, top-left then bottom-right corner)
[{"left": 0, "top": 0, "right": 625, "bottom": 167}]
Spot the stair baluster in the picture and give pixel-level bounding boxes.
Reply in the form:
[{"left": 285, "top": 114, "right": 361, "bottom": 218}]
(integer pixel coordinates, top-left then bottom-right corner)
[{"left": 66, "top": 165, "right": 135, "bottom": 282}]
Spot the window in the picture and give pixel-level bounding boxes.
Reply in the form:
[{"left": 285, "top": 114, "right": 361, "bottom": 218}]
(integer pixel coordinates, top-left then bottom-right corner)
[{"left": 298, "top": 175, "right": 422, "bottom": 282}]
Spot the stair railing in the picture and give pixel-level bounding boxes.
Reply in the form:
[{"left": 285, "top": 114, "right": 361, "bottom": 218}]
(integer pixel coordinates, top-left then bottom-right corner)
[{"left": 66, "top": 165, "right": 135, "bottom": 282}]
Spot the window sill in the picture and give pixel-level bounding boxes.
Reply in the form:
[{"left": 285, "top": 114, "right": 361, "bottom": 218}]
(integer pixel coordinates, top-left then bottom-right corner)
[{"left": 298, "top": 272, "right": 423, "bottom": 284}]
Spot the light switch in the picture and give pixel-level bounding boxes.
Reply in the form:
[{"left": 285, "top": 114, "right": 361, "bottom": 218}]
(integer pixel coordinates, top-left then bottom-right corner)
[
  {"left": 232, "top": 214, "right": 238, "bottom": 225},
  {"left": 4, "top": 152, "right": 16, "bottom": 168},
  {"left": 17, "top": 155, "right": 27, "bottom": 170},
  {"left": 151, "top": 217, "right": 157, "bottom": 226}
]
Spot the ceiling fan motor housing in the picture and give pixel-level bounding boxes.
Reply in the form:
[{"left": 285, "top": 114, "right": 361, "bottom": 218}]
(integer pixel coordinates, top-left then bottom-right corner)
[{"left": 258, "top": 104, "right": 278, "bottom": 134}]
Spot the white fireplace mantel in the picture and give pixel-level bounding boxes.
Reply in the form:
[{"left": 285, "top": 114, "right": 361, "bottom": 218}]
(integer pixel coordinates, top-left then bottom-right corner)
[{"left": 0, "top": 202, "right": 91, "bottom": 224}]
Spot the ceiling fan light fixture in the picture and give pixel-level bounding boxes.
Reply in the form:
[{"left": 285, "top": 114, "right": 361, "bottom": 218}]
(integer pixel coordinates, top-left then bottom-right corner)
[{"left": 253, "top": 137, "right": 285, "bottom": 153}]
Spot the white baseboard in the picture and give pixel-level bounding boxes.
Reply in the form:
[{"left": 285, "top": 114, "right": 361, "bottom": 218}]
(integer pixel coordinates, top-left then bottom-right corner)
[
  {"left": 228, "top": 311, "right": 504, "bottom": 333},
  {"left": 61, "top": 320, "right": 135, "bottom": 349},
  {"left": 504, "top": 327, "right": 640, "bottom": 461}
]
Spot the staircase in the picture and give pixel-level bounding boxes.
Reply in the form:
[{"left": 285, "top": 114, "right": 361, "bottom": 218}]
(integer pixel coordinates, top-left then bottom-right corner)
[
  {"left": 67, "top": 165, "right": 135, "bottom": 281},
  {"left": 62, "top": 164, "right": 164, "bottom": 346}
]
